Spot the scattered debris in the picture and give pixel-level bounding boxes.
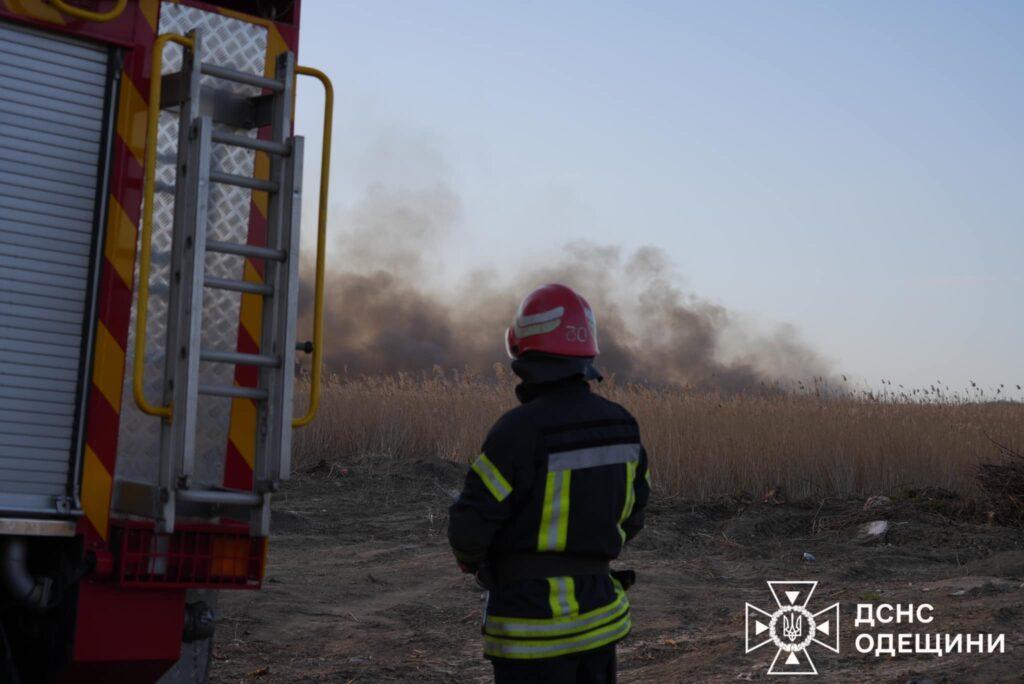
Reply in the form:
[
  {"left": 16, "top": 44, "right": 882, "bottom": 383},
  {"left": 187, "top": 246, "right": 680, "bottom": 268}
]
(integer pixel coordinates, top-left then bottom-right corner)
[
  {"left": 854, "top": 520, "right": 889, "bottom": 544},
  {"left": 802, "top": 552, "right": 816, "bottom": 563},
  {"left": 863, "top": 495, "right": 892, "bottom": 511}
]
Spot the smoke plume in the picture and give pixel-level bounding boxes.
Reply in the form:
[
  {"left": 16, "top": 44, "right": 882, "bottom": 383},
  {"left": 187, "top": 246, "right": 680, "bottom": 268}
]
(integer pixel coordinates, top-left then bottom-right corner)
[{"left": 298, "top": 141, "right": 830, "bottom": 391}]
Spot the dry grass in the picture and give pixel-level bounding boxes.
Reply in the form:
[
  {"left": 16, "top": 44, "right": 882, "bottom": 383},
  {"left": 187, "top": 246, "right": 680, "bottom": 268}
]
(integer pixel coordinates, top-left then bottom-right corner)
[
  {"left": 293, "top": 370, "right": 1024, "bottom": 501},
  {"left": 977, "top": 438, "right": 1024, "bottom": 525}
]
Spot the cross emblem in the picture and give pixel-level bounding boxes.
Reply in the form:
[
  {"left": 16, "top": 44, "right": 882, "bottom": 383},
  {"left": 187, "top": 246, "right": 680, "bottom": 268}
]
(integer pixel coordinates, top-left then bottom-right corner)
[{"left": 745, "top": 581, "right": 840, "bottom": 675}]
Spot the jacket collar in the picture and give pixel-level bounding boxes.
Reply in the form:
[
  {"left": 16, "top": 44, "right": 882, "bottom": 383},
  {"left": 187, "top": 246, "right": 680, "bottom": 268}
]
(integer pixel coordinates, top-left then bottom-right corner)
[
  {"left": 511, "top": 354, "right": 601, "bottom": 404},
  {"left": 510, "top": 354, "right": 602, "bottom": 385},
  {"left": 514, "top": 375, "right": 592, "bottom": 404}
]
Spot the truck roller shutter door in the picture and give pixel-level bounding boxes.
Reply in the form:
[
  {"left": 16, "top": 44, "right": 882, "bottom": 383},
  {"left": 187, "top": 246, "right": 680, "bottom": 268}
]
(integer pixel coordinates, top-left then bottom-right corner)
[{"left": 0, "top": 21, "right": 110, "bottom": 515}]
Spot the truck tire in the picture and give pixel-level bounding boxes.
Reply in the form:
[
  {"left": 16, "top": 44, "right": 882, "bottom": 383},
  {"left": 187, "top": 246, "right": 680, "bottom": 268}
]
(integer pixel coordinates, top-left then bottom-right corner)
[{"left": 159, "top": 590, "right": 216, "bottom": 683}]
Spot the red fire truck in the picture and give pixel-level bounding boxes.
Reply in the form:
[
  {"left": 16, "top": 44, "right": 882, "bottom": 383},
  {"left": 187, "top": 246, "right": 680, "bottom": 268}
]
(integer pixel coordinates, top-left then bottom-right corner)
[{"left": 0, "top": 1, "right": 329, "bottom": 680}]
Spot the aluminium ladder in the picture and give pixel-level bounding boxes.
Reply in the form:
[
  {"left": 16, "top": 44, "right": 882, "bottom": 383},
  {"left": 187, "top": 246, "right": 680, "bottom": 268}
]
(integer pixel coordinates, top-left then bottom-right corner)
[{"left": 137, "top": 28, "right": 303, "bottom": 536}]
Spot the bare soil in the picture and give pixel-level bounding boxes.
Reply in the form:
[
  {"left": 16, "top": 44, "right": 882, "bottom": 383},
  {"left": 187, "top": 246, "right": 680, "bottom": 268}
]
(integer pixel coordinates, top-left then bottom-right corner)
[{"left": 211, "top": 455, "right": 1024, "bottom": 683}]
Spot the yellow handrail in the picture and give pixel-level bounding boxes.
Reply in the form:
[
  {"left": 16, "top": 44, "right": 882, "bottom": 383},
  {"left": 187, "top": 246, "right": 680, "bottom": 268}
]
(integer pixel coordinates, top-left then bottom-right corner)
[
  {"left": 51, "top": 0, "right": 127, "bottom": 22},
  {"left": 292, "top": 66, "right": 333, "bottom": 428},
  {"left": 134, "top": 32, "right": 194, "bottom": 420}
]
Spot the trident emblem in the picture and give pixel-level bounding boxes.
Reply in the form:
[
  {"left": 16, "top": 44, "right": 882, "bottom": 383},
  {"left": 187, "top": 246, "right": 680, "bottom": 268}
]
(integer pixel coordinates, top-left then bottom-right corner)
[{"left": 782, "top": 613, "right": 803, "bottom": 641}]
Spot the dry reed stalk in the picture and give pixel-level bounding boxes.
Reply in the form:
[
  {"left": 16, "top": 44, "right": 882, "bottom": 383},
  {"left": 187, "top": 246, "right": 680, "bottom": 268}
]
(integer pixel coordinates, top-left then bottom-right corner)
[{"left": 292, "top": 370, "right": 1024, "bottom": 501}]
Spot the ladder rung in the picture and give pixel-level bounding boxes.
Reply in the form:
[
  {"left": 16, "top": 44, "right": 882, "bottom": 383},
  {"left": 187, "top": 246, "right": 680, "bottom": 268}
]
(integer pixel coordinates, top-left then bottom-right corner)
[
  {"left": 211, "top": 130, "right": 289, "bottom": 155},
  {"left": 200, "top": 63, "right": 284, "bottom": 92},
  {"left": 198, "top": 384, "right": 268, "bottom": 400},
  {"left": 177, "top": 489, "right": 262, "bottom": 506},
  {"left": 207, "top": 239, "right": 286, "bottom": 261},
  {"left": 201, "top": 349, "right": 281, "bottom": 368},
  {"left": 210, "top": 170, "right": 278, "bottom": 193},
  {"left": 205, "top": 276, "right": 273, "bottom": 296}
]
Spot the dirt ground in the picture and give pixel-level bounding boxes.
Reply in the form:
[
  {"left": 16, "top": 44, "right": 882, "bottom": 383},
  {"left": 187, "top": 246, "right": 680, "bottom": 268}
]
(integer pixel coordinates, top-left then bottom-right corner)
[{"left": 211, "top": 455, "right": 1024, "bottom": 683}]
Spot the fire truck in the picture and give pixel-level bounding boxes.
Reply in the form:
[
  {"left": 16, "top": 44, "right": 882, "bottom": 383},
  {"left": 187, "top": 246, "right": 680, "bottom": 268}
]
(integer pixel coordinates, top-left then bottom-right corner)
[{"left": 0, "top": 0, "right": 329, "bottom": 680}]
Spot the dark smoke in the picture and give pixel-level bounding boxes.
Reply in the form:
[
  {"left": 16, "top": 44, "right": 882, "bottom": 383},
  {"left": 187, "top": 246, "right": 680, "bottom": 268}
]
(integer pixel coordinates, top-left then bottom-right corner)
[{"left": 298, "top": 148, "right": 830, "bottom": 391}]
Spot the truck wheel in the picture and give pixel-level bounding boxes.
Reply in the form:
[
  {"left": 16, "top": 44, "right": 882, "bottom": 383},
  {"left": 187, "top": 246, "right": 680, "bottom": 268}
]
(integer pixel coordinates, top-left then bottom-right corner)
[{"left": 159, "top": 591, "right": 216, "bottom": 683}]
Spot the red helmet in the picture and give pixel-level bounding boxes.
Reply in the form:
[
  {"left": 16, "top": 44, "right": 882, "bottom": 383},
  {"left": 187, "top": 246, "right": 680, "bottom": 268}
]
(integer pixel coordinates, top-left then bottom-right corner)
[{"left": 505, "top": 284, "right": 599, "bottom": 359}]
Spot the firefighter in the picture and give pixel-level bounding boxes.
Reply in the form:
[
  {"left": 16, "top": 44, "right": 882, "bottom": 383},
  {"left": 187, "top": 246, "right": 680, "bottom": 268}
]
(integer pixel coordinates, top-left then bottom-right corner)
[{"left": 448, "top": 284, "right": 651, "bottom": 684}]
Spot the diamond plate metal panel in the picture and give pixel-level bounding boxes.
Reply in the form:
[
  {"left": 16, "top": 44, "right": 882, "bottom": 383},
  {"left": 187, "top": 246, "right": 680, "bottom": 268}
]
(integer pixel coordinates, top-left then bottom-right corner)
[{"left": 116, "top": 3, "right": 268, "bottom": 489}]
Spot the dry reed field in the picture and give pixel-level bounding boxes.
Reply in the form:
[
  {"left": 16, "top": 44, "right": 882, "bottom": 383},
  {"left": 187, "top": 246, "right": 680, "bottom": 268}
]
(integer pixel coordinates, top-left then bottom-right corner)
[
  {"left": 218, "top": 373, "right": 1024, "bottom": 681},
  {"left": 293, "top": 370, "right": 1024, "bottom": 502}
]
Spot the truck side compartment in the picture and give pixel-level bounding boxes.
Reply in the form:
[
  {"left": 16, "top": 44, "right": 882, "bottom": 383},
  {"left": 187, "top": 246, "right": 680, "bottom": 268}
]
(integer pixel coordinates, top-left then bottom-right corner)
[{"left": 0, "top": 1, "right": 321, "bottom": 681}]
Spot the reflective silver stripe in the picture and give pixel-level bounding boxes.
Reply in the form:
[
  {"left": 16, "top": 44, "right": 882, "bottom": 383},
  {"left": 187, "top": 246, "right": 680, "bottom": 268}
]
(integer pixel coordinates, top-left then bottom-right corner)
[
  {"left": 517, "top": 305, "right": 564, "bottom": 327},
  {"left": 547, "top": 473, "right": 563, "bottom": 546},
  {"left": 486, "top": 594, "right": 627, "bottom": 637},
  {"left": 514, "top": 305, "right": 565, "bottom": 338},
  {"left": 484, "top": 614, "right": 631, "bottom": 657},
  {"left": 554, "top": 577, "right": 571, "bottom": 616},
  {"left": 549, "top": 443, "right": 640, "bottom": 472}
]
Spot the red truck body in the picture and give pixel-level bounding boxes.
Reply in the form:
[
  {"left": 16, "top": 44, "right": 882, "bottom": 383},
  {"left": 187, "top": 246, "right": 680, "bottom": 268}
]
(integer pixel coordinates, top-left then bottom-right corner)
[{"left": 0, "top": 1, "right": 311, "bottom": 680}]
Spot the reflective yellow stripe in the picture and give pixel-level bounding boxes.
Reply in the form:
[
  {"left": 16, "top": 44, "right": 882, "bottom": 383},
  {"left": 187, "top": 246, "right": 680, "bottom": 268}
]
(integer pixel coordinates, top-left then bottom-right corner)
[
  {"left": 484, "top": 613, "right": 631, "bottom": 659},
  {"left": 114, "top": 77, "right": 147, "bottom": 166},
  {"left": 139, "top": 0, "right": 158, "bottom": 31},
  {"left": 564, "top": 578, "right": 580, "bottom": 616},
  {"left": 546, "top": 576, "right": 580, "bottom": 618},
  {"left": 547, "top": 577, "right": 561, "bottom": 617},
  {"left": 471, "top": 453, "right": 513, "bottom": 502},
  {"left": 617, "top": 460, "right": 638, "bottom": 542},
  {"left": 104, "top": 197, "right": 137, "bottom": 288},
  {"left": 645, "top": 466, "right": 652, "bottom": 486},
  {"left": 487, "top": 583, "right": 626, "bottom": 638},
  {"left": 537, "top": 470, "right": 570, "bottom": 551},
  {"left": 92, "top": 322, "right": 125, "bottom": 413},
  {"left": 81, "top": 446, "right": 112, "bottom": 541}
]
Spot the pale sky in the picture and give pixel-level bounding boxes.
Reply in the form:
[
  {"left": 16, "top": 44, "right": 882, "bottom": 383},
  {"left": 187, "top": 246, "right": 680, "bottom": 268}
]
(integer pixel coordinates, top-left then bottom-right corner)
[{"left": 293, "top": 1, "right": 1023, "bottom": 392}]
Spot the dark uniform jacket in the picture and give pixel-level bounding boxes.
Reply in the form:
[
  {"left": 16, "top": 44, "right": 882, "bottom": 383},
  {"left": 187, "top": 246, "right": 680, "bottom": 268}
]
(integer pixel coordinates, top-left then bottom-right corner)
[{"left": 448, "top": 375, "right": 650, "bottom": 660}]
